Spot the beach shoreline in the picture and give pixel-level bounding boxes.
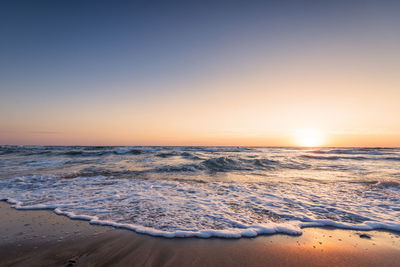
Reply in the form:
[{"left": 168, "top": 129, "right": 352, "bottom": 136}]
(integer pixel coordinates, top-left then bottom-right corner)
[{"left": 1, "top": 202, "right": 400, "bottom": 267}]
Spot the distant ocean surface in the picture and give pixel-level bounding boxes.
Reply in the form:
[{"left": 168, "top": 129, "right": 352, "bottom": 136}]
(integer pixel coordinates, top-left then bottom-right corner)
[{"left": 1, "top": 146, "right": 399, "bottom": 238}]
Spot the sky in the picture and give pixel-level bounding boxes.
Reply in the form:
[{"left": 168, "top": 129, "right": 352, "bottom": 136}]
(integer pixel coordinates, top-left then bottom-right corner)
[{"left": 1, "top": 0, "right": 399, "bottom": 146}]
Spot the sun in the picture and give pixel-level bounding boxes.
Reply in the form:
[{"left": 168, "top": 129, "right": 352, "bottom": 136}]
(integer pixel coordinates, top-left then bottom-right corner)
[{"left": 294, "top": 128, "right": 325, "bottom": 147}]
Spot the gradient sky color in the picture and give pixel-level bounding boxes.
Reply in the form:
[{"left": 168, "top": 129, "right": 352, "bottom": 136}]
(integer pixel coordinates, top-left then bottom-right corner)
[{"left": 1, "top": 0, "right": 399, "bottom": 146}]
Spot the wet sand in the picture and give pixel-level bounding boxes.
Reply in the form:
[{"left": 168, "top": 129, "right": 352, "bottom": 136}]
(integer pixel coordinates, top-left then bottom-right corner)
[{"left": 1, "top": 202, "right": 400, "bottom": 267}]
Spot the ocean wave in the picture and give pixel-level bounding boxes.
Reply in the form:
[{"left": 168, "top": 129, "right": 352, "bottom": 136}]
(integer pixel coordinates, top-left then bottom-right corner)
[
  {"left": 4, "top": 197, "right": 400, "bottom": 238},
  {"left": 63, "top": 149, "right": 145, "bottom": 157},
  {"left": 384, "top": 157, "right": 400, "bottom": 161},
  {"left": 301, "top": 155, "right": 366, "bottom": 161},
  {"left": 1, "top": 146, "right": 400, "bottom": 239},
  {"left": 202, "top": 157, "right": 247, "bottom": 172},
  {"left": 301, "top": 154, "right": 400, "bottom": 162},
  {"left": 200, "top": 157, "right": 288, "bottom": 172},
  {"left": 155, "top": 152, "right": 179, "bottom": 158},
  {"left": 154, "top": 164, "right": 203, "bottom": 173},
  {"left": 1, "top": 174, "right": 399, "bottom": 239},
  {"left": 309, "top": 148, "right": 397, "bottom": 156},
  {"left": 371, "top": 180, "right": 400, "bottom": 189}
]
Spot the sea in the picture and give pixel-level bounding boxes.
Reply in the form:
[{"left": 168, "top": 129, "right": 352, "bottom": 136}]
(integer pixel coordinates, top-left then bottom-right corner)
[{"left": 0, "top": 146, "right": 399, "bottom": 238}]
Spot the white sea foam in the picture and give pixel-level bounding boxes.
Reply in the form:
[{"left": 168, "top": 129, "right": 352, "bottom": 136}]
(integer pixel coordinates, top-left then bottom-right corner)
[{"left": 1, "top": 175, "right": 400, "bottom": 237}]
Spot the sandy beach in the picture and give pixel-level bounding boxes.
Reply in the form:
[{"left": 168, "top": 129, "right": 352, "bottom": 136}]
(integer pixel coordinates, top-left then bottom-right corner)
[{"left": 1, "top": 202, "right": 399, "bottom": 267}]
